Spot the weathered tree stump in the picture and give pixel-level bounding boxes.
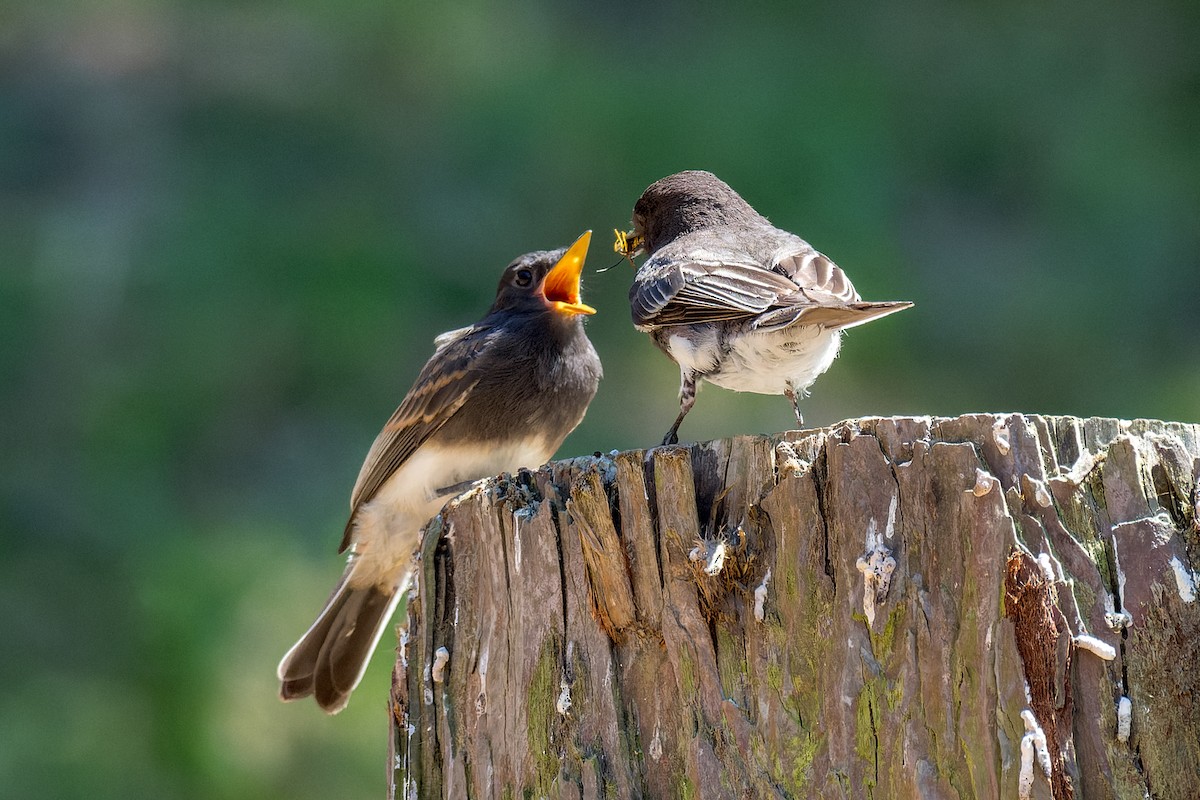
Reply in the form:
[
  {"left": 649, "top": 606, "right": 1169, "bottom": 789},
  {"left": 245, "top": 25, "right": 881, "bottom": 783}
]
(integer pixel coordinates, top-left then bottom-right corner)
[{"left": 389, "top": 415, "right": 1200, "bottom": 799}]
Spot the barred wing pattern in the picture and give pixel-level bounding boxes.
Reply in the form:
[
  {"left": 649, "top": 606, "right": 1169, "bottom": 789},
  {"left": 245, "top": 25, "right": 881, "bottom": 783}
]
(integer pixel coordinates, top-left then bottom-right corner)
[
  {"left": 630, "top": 239, "right": 866, "bottom": 331},
  {"left": 338, "top": 325, "right": 492, "bottom": 551}
]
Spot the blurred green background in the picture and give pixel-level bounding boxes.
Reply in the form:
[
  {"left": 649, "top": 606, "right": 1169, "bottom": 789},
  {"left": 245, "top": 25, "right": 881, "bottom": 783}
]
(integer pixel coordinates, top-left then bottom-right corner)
[{"left": 3, "top": 1, "right": 1197, "bottom": 797}]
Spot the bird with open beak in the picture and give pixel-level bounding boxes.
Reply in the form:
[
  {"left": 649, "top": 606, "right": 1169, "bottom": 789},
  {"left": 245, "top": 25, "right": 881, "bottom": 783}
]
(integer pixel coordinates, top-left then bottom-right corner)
[
  {"left": 615, "top": 171, "right": 911, "bottom": 445},
  {"left": 279, "top": 232, "right": 602, "bottom": 713}
]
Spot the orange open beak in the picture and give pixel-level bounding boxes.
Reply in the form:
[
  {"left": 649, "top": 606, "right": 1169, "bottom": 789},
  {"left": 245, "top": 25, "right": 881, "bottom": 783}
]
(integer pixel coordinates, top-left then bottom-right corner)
[{"left": 542, "top": 231, "right": 596, "bottom": 316}]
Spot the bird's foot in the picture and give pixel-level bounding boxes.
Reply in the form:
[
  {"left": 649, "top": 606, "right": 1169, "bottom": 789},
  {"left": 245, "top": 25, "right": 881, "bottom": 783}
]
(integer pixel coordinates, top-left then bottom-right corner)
[{"left": 784, "top": 387, "right": 804, "bottom": 429}]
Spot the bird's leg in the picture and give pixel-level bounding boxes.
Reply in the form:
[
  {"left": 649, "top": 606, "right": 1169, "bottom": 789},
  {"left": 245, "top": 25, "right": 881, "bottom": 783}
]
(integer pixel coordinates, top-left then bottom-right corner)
[
  {"left": 784, "top": 384, "right": 804, "bottom": 429},
  {"left": 663, "top": 371, "right": 698, "bottom": 446}
]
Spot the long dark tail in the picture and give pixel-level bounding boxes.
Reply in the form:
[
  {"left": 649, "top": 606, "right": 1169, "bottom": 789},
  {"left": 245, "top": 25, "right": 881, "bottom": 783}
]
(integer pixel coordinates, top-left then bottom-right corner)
[{"left": 277, "top": 577, "right": 403, "bottom": 714}]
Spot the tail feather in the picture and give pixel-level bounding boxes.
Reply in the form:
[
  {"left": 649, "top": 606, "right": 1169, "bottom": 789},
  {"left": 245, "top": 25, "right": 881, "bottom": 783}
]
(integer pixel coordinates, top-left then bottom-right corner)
[
  {"left": 753, "top": 300, "right": 913, "bottom": 331},
  {"left": 278, "top": 578, "right": 404, "bottom": 714}
]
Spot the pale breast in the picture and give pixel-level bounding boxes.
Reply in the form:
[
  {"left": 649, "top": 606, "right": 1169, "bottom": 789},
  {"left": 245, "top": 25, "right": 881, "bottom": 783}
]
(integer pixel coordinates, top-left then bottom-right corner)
[
  {"left": 347, "top": 436, "right": 553, "bottom": 587},
  {"left": 706, "top": 325, "right": 842, "bottom": 396},
  {"left": 662, "top": 328, "right": 722, "bottom": 375}
]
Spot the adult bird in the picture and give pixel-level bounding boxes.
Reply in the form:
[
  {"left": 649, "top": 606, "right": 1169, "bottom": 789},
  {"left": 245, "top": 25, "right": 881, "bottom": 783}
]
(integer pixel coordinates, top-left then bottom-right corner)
[
  {"left": 278, "top": 232, "right": 602, "bottom": 713},
  {"left": 615, "top": 171, "right": 911, "bottom": 445}
]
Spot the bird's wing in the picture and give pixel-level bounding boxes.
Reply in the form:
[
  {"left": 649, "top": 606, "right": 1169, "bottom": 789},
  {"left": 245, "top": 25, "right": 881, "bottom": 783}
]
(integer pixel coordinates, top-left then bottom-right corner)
[
  {"left": 339, "top": 324, "right": 492, "bottom": 551},
  {"left": 630, "top": 248, "right": 802, "bottom": 328},
  {"left": 771, "top": 246, "right": 862, "bottom": 305},
  {"left": 755, "top": 247, "right": 912, "bottom": 330},
  {"left": 632, "top": 236, "right": 910, "bottom": 332}
]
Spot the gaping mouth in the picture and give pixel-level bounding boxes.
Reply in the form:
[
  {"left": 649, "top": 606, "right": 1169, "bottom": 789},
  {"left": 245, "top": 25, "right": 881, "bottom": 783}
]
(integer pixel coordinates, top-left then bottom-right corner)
[
  {"left": 613, "top": 228, "right": 645, "bottom": 260},
  {"left": 542, "top": 231, "right": 596, "bottom": 316}
]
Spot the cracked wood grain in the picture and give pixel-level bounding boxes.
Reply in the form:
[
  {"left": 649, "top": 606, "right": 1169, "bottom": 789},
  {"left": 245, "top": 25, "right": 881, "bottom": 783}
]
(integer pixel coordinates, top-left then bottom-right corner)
[{"left": 390, "top": 415, "right": 1200, "bottom": 800}]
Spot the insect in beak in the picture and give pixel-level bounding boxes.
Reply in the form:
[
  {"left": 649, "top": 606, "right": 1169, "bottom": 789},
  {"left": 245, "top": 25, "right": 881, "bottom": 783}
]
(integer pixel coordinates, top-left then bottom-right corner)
[{"left": 612, "top": 228, "right": 644, "bottom": 266}]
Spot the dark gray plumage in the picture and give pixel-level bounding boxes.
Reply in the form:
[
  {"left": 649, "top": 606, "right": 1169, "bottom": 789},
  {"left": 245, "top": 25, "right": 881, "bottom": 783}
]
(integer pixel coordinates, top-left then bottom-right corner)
[
  {"left": 279, "top": 233, "right": 601, "bottom": 713},
  {"left": 617, "top": 171, "right": 911, "bottom": 445}
]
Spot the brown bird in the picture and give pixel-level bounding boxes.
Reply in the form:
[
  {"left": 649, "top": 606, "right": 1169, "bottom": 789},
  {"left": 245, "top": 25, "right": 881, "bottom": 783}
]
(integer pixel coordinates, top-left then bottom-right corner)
[
  {"left": 278, "top": 232, "right": 602, "bottom": 713},
  {"left": 616, "top": 170, "right": 912, "bottom": 445}
]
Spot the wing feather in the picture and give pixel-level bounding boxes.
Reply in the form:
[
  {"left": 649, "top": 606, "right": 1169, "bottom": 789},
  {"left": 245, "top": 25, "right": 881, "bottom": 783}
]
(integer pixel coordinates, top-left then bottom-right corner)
[
  {"left": 338, "top": 325, "right": 492, "bottom": 551},
  {"left": 772, "top": 249, "right": 861, "bottom": 305},
  {"left": 631, "top": 240, "right": 868, "bottom": 329}
]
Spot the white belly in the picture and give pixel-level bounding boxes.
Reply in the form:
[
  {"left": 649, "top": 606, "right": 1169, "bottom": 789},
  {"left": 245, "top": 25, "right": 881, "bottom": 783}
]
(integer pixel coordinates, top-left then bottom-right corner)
[
  {"left": 707, "top": 326, "right": 842, "bottom": 395},
  {"left": 347, "top": 437, "right": 551, "bottom": 588}
]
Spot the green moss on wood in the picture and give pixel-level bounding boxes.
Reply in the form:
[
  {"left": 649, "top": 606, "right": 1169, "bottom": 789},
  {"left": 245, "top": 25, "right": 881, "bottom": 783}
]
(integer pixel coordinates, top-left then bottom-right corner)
[
  {"left": 780, "top": 732, "right": 822, "bottom": 793},
  {"left": 766, "top": 662, "right": 783, "bottom": 694},
  {"left": 525, "top": 635, "right": 561, "bottom": 794},
  {"left": 783, "top": 567, "right": 799, "bottom": 601},
  {"left": 716, "top": 625, "right": 747, "bottom": 703},
  {"left": 885, "top": 679, "right": 903, "bottom": 712},
  {"left": 1070, "top": 576, "right": 1096, "bottom": 619},
  {"left": 674, "top": 772, "right": 697, "bottom": 800},
  {"left": 679, "top": 649, "right": 697, "bottom": 699},
  {"left": 874, "top": 604, "right": 905, "bottom": 660},
  {"left": 855, "top": 681, "right": 879, "bottom": 796}
]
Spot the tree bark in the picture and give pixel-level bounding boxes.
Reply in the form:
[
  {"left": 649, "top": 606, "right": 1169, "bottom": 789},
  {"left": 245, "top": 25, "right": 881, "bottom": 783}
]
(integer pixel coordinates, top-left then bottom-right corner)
[{"left": 388, "top": 415, "right": 1200, "bottom": 799}]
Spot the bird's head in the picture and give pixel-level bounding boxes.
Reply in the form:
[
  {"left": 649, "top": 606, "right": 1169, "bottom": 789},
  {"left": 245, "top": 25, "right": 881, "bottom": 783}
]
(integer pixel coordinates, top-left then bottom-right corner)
[
  {"left": 493, "top": 231, "right": 596, "bottom": 317},
  {"left": 614, "top": 170, "right": 764, "bottom": 259}
]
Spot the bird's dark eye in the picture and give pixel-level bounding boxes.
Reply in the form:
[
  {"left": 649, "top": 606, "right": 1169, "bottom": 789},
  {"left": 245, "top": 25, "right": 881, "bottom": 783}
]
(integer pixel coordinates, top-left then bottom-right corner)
[{"left": 514, "top": 268, "right": 534, "bottom": 287}]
